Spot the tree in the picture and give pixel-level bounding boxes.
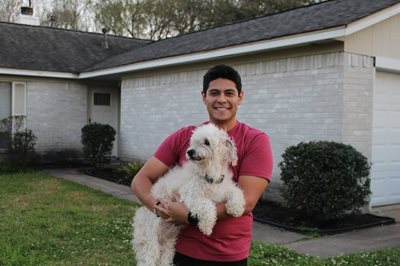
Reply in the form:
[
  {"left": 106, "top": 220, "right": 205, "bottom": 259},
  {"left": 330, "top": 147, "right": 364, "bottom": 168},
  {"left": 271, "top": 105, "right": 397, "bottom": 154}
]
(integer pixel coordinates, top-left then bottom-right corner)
[
  {"left": 93, "top": 0, "right": 145, "bottom": 38},
  {"left": 0, "top": 0, "right": 23, "bottom": 22},
  {"left": 40, "top": 0, "right": 93, "bottom": 31}
]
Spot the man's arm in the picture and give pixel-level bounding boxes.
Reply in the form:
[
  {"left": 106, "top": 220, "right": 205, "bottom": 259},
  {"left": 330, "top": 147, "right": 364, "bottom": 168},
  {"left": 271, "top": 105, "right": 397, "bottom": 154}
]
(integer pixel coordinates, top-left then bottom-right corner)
[
  {"left": 155, "top": 175, "right": 269, "bottom": 224},
  {"left": 216, "top": 175, "right": 269, "bottom": 219},
  {"left": 131, "top": 156, "right": 170, "bottom": 212}
]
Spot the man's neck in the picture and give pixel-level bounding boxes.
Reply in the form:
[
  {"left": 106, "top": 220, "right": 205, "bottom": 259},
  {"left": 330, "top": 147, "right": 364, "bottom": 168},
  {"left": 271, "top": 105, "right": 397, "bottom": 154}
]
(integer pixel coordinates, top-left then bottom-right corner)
[{"left": 209, "top": 119, "right": 237, "bottom": 131}]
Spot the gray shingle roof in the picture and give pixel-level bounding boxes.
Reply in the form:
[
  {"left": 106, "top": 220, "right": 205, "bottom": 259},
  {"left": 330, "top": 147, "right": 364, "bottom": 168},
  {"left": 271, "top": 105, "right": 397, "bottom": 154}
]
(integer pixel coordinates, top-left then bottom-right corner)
[
  {"left": 0, "top": 22, "right": 151, "bottom": 73},
  {"left": 1, "top": 0, "right": 399, "bottom": 74},
  {"left": 85, "top": 0, "right": 400, "bottom": 72}
]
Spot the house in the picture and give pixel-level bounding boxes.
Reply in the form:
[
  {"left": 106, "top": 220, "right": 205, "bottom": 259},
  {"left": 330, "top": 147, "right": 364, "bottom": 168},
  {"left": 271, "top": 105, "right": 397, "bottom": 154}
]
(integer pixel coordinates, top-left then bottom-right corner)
[{"left": 1, "top": 0, "right": 400, "bottom": 207}]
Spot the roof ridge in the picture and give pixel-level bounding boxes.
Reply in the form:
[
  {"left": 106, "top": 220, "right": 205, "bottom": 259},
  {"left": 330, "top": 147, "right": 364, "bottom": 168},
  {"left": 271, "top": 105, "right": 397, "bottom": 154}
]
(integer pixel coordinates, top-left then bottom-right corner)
[{"left": 0, "top": 21, "right": 152, "bottom": 42}]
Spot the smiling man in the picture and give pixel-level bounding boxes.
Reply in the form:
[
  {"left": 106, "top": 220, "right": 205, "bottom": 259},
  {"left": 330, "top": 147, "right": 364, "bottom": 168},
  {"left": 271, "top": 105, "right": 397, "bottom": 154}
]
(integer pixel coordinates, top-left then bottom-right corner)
[{"left": 131, "top": 64, "right": 273, "bottom": 266}]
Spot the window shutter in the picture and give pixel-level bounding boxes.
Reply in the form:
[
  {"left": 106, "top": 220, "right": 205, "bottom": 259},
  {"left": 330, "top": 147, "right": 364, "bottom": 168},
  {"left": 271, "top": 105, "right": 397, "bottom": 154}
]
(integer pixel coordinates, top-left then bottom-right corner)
[
  {"left": 12, "top": 82, "right": 26, "bottom": 116},
  {"left": 11, "top": 82, "right": 27, "bottom": 132}
]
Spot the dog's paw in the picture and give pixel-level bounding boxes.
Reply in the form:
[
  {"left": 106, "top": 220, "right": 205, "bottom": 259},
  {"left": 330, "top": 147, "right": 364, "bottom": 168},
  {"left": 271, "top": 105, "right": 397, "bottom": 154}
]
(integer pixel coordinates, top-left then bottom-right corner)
[
  {"left": 198, "top": 220, "right": 215, "bottom": 236},
  {"left": 225, "top": 201, "right": 245, "bottom": 217}
]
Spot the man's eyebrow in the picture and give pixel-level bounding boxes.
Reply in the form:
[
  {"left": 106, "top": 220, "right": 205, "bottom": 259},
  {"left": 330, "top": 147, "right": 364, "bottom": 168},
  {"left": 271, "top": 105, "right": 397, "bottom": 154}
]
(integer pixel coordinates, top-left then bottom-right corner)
[{"left": 208, "top": 88, "right": 236, "bottom": 91}]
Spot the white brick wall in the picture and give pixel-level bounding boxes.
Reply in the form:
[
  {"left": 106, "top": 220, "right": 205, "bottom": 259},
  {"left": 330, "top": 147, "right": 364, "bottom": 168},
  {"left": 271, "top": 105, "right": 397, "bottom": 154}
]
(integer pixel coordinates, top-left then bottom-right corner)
[
  {"left": 120, "top": 70, "right": 208, "bottom": 160},
  {"left": 26, "top": 79, "right": 87, "bottom": 153},
  {"left": 120, "top": 52, "right": 375, "bottom": 181}
]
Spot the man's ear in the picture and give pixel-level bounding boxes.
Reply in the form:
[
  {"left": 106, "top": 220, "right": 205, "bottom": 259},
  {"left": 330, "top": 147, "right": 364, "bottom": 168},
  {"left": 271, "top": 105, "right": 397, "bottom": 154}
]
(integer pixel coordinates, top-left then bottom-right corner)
[
  {"left": 201, "top": 90, "right": 206, "bottom": 104},
  {"left": 238, "top": 90, "right": 244, "bottom": 105}
]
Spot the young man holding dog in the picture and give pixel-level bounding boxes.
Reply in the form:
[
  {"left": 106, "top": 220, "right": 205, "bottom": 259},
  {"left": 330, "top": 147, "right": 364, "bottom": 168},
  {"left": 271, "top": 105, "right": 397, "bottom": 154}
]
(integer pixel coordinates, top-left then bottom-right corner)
[{"left": 131, "top": 64, "right": 273, "bottom": 265}]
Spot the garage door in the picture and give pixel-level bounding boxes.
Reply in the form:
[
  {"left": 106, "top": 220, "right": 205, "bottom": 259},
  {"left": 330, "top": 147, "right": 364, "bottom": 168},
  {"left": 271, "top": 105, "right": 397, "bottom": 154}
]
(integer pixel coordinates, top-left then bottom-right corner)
[{"left": 371, "top": 71, "right": 400, "bottom": 206}]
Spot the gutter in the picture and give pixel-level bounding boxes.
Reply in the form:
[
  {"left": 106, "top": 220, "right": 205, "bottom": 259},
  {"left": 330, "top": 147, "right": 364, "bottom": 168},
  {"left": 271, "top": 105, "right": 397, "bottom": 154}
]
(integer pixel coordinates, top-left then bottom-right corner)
[
  {"left": 79, "top": 26, "right": 347, "bottom": 79},
  {"left": 0, "top": 68, "right": 79, "bottom": 79}
]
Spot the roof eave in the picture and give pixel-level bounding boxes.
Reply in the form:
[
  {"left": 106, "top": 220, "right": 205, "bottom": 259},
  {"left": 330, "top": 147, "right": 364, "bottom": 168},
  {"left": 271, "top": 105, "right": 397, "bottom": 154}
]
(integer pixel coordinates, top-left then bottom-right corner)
[
  {"left": 79, "top": 26, "right": 347, "bottom": 79},
  {"left": 0, "top": 68, "right": 79, "bottom": 79}
]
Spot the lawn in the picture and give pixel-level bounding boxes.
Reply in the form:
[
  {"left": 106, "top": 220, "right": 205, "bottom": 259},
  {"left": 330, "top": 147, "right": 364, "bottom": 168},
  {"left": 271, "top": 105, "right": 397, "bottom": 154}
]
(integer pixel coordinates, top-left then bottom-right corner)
[{"left": 1, "top": 171, "right": 399, "bottom": 265}]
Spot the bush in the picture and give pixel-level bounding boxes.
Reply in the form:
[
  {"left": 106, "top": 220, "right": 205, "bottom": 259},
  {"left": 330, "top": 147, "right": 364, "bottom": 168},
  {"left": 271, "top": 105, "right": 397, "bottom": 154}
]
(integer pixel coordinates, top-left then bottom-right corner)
[
  {"left": 81, "top": 123, "right": 116, "bottom": 167},
  {"left": 10, "top": 129, "right": 37, "bottom": 168},
  {"left": 113, "top": 161, "right": 145, "bottom": 186},
  {"left": 122, "top": 161, "right": 144, "bottom": 181},
  {"left": 278, "top": 141, "right": 371, "bottom": 221}
]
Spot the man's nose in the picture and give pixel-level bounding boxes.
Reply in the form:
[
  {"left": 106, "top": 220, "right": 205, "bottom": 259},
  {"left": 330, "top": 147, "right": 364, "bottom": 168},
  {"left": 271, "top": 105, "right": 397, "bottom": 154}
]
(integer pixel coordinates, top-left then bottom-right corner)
[{"left": 217, "top": 94, "right": 227, "bottom": 102}]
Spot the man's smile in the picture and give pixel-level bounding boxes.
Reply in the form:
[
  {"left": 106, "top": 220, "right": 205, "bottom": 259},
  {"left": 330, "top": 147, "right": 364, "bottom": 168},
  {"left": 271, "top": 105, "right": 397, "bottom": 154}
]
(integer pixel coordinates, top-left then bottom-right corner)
[{"left": 214, "top": 106, "right": 231, "bottom": 110}]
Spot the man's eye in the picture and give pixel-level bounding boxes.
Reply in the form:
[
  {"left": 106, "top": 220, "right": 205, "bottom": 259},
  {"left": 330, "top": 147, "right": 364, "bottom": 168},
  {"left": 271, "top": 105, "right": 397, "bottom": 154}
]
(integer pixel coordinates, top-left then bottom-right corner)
[{"left": 204, "top": 139, "right": 210, "bottom": 146}]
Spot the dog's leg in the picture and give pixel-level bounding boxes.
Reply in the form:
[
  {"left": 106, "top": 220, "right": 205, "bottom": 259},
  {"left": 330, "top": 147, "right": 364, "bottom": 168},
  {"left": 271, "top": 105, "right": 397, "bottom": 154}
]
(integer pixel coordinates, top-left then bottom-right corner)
[
  {"left": 188, "top": 199, "right": 217, "bottom": 236},
  {"left": 225, "top": 185, "right": 245, "bottom": 217},
  {"left": 133, "top": 207, "right": 162, "bottom": 266},
  {"left": 156, "top": 221, "right": 181, "bottom": 266}
]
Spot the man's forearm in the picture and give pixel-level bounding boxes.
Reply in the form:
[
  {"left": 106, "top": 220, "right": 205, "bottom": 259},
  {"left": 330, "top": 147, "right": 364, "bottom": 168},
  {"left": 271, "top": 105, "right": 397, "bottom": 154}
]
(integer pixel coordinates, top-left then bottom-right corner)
[{"left": 131, "top": 175, "right": 158, "bottom": 211}]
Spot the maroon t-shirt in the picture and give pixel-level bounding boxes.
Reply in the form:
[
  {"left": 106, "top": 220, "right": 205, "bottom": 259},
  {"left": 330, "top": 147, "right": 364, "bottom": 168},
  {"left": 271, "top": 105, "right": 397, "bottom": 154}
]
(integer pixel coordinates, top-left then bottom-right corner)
[{"left": 154, "top": 121, "right": 273, "bottom": 261}]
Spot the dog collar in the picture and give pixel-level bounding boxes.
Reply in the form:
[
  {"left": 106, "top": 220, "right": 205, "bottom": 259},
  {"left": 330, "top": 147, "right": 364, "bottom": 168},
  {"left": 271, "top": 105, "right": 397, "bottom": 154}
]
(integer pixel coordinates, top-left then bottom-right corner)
[{"left": 204, "top": 174, "right": 225, "bottom": 184}]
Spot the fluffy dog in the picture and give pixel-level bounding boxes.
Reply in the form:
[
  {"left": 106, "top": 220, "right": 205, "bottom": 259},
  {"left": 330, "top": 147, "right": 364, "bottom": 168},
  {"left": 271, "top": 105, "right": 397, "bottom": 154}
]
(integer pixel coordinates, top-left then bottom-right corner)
[{"left": 132, "top": 123, "right": 245, "bottom": 266}]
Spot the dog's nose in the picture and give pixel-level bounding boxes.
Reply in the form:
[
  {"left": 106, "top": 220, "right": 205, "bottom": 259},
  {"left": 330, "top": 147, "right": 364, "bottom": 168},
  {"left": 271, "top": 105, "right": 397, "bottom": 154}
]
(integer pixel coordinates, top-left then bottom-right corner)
[{"left": 187, "top": 149, "right": 195, "bottom": 158}]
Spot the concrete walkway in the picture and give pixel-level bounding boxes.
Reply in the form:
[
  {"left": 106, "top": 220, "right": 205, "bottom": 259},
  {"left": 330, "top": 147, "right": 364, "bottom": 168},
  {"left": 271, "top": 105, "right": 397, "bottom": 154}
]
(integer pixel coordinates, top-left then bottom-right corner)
[{"left": 43, "top": 168, "right": 400, "bottom": 258}]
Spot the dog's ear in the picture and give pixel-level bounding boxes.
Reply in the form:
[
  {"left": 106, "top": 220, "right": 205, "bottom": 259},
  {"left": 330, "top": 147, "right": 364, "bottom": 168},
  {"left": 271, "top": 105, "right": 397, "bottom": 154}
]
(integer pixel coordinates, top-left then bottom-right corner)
[{"left": 226, "top": 138, "right": 238, "bottom": 166}]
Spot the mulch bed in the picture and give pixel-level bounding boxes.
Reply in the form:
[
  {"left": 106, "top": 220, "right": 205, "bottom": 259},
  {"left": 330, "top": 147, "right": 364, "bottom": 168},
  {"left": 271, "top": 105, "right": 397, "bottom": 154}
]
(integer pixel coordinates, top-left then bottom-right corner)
[
  {"left": 83, "top": 166, "right": 396, "bottom": 235},
  {"left": 253, "top": 199, "right": 395, "bottom": 235}
]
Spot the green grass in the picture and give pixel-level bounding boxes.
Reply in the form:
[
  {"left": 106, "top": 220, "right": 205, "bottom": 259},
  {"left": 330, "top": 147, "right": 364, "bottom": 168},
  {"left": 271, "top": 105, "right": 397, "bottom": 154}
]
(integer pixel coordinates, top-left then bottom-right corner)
[
  {"left": 1, "top": 171, "right": 399, "bottom": 265},
  {"left": 248, "top": 242, "right": 400, "bottom": 265},
  {"left": 0, "top": 171, "right": 138, "bottom": 265}
]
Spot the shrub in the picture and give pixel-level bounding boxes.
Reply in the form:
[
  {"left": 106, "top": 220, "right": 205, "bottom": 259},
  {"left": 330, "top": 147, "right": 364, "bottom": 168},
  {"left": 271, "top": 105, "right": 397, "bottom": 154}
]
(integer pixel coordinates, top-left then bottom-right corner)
[
  {"left": 0, "top": 115, "right": 25, "bottom": 133},
  {"left": 112, "top": 161, "right": 145, "bottom": 186},
  {"left": 81, "top": 123, "right": 116, "bottom": 167},
  {"left": 122, "top": 161, "right": 144, "bottom": 181},
  {"left": 0, "top": 116, "right": 37, "bottom": 170},
  {"left": 278, "top": 141, "right": 371, "bottom": 221},
  {"left": 10, "top": 129, "right": 37, "bottom": 168}
]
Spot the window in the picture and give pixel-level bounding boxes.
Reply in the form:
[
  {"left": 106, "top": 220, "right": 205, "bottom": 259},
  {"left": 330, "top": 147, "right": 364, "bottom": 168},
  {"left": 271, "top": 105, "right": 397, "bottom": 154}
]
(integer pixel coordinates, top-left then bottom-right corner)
[
  {"left": 94, "top": 93, "right": 111, "bottom": 106},
  {"left": 12, "top": 82, "right": 26, "bottom": 115}
]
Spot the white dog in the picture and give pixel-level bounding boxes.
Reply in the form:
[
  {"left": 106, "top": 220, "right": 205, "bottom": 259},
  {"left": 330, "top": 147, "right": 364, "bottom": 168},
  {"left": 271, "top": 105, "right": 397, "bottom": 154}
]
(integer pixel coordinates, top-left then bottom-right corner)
[{"left": 132, "top": 123, "right": 245, "bottom": 266}]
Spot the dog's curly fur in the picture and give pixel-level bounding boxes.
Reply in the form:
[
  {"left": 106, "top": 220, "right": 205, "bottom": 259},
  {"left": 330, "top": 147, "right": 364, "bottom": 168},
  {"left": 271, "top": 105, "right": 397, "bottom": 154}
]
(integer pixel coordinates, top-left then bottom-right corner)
[{"left": 132, "top": 123, "right": 245, "bottom": 266}]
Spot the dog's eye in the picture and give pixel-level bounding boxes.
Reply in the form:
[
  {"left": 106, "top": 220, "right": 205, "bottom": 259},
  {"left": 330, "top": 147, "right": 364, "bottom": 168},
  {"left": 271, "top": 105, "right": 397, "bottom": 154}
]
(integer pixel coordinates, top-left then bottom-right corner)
[{"left": 204, "top": 139, "right": 210, "bottom": 146}]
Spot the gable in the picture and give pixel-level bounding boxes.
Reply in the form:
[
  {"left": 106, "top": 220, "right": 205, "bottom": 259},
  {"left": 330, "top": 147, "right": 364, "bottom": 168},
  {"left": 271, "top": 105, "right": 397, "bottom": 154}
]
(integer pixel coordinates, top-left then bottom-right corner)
[{"left": 344, "top": 13, "right": 400, "bottom": 60}]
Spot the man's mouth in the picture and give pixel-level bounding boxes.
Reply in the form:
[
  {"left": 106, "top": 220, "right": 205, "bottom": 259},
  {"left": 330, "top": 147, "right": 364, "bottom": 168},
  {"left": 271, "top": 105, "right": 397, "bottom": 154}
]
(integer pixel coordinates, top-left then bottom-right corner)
[{"left": 214, "top": 106, "right": 230, "bottom": 110}]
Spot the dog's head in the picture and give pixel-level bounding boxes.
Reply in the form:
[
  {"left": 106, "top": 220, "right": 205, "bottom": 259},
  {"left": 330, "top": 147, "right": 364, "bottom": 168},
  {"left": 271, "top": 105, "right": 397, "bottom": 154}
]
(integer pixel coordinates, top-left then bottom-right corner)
[{"left": 186, "top": 123, "right": 238, "bottom": 169}]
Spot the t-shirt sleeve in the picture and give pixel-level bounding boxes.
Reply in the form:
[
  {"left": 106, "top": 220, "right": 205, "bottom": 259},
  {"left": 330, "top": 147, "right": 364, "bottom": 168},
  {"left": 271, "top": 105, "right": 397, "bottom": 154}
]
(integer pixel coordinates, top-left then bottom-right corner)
[
  {"left": 239, "top": 133, "right": 273, "bottom": 182},
  {"left": 153, "top": 127, "right": 191, "bottom": 167}
]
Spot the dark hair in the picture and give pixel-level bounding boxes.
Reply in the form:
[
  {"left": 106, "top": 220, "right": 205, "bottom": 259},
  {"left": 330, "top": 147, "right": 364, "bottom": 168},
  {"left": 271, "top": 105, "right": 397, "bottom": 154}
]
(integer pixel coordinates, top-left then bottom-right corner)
[{"left": 203, "top": 65, "right": 242, "bottom": 94}]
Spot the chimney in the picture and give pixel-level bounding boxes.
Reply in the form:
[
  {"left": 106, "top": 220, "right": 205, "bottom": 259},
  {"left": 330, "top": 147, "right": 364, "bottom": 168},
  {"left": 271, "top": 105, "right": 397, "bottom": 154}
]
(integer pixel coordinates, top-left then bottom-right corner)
[
  {"left": 16, "top": 0, "right": 40, "bottom": 26},
  {"left": 102, "top": 27, "right": 110, "bottom": 49}
]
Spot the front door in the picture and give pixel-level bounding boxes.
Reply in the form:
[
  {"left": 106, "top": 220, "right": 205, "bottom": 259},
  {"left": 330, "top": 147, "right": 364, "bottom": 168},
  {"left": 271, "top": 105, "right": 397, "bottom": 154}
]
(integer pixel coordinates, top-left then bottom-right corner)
[{"left": 89, "top": 87, "right": 119, "bottom": 157}]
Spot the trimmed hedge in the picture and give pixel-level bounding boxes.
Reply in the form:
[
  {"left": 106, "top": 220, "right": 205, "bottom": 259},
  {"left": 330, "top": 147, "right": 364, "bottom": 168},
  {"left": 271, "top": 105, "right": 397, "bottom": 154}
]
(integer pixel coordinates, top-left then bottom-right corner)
[{"left": 278, "top": 141, "right": 371, "bottom": 221}]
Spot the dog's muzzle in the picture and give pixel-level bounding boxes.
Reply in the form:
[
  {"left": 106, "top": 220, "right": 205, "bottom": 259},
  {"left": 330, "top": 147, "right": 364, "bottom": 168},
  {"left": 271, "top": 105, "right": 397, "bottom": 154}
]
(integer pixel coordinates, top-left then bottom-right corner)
[{"left": 187, "top": 149, "right": 202, "bottom": 161}]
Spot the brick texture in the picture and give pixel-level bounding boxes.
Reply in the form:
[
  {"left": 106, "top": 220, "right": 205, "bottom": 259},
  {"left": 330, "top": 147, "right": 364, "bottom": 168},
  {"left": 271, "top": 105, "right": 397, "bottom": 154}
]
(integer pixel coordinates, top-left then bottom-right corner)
[{"left": 120, "top": 52, "right": 375, "bottom": 185}]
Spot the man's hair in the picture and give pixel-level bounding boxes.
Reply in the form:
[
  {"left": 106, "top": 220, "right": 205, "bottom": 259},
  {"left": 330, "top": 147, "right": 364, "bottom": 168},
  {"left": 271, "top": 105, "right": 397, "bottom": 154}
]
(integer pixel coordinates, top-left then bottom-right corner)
[{"left": 203, "top": 65, "right": 242, "bottom": 94}]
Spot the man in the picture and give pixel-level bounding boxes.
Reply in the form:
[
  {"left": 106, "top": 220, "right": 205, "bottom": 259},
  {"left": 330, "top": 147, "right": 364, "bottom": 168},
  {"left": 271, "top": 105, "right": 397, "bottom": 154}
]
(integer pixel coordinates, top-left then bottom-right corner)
[{"left": 131, "top": 64, "right": 273, "bottom": 265}]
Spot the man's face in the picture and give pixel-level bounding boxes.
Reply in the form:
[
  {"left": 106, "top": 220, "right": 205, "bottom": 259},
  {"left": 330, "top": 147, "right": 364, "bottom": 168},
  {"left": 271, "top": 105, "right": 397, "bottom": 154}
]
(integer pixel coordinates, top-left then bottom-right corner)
[{"left": 202, "top": 78, "right": 244, "bottom": 130}]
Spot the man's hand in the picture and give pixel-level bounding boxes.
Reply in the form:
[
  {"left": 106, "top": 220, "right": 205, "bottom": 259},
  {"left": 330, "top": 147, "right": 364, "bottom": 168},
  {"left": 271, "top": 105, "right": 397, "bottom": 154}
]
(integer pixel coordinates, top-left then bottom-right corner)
[{"left": 155, "top": 193, "right": 189, "bottom": 225}]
